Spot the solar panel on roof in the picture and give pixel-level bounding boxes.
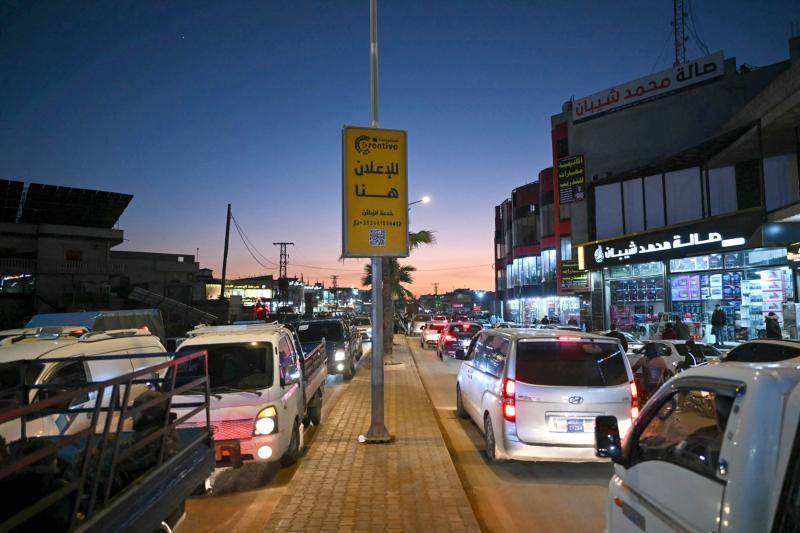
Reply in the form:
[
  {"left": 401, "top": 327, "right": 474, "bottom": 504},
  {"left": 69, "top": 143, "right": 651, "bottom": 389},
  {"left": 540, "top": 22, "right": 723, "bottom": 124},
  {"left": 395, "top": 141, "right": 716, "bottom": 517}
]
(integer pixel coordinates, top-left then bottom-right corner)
[
  {"left": 0, "top": 180, "right": 24, "bottom": 223},
  {"left": 19, "top": 184, "right": 132, "bottom": 228}
]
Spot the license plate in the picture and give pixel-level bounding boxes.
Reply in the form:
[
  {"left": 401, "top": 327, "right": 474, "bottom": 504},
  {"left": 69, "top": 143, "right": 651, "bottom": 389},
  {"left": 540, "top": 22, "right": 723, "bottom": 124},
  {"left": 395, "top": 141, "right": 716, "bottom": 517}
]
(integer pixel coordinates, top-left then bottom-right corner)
[{"left": 566, "top": 419, "right": 584, "bottom": 432}]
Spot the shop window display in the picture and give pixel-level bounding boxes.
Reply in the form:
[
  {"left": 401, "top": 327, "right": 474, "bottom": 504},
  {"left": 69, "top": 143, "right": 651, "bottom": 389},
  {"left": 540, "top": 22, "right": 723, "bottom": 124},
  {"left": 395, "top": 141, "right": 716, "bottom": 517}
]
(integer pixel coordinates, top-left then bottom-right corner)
[{"left": 605, "top": 262, "right": 665, "bottom": 340}]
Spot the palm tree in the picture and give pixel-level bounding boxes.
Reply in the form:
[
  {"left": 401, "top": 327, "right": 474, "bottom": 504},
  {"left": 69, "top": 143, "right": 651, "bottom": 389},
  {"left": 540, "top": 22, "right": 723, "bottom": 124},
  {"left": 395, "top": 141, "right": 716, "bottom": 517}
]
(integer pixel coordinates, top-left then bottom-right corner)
[
  {"left": 362, "top": 261, "right": 416, "bottom": 300},
  {"left": 363, "top": 230, "right": 435, "bottom": 354}
]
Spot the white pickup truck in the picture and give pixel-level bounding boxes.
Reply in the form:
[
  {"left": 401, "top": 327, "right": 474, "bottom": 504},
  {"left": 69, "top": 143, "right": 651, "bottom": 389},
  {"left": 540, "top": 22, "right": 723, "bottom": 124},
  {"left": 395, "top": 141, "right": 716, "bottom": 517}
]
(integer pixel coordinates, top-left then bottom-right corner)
[
  {"left": 175, "top": 323, "right": 326, "bottom": 469},
  {"left": 594, "top": 360, "right": 800, "bottom": 532}
]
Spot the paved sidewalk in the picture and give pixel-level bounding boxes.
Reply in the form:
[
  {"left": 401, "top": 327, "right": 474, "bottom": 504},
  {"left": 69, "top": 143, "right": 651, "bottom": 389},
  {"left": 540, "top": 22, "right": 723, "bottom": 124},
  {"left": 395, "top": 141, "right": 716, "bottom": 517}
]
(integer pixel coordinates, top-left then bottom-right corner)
[{"left": 265, "top": 335, "right": 480, "bottom": 532}]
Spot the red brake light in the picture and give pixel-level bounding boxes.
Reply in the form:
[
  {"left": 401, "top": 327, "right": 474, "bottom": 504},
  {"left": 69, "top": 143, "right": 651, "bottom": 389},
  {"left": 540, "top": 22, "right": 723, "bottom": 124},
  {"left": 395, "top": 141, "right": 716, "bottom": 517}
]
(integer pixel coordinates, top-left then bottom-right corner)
[
  {"left": 630, "top": 380, "right": 639, "bottom": 420},
  {"left": 502, "top": 378, "right": 516, "bottom": 422},
  {"left": 444, "top": 334, "right": 457, "bottom": 343}
]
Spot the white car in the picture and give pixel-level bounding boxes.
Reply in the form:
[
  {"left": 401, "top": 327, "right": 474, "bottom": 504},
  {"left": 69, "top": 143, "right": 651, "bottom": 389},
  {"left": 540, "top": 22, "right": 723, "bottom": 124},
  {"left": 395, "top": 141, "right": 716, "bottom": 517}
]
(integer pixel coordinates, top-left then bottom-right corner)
[
  {"left": 175, "top": 323, "right": 325, "bottom": 468},
  {"left": 352, "top": 316, "right": 372, "bottom": 341},
  {"left": 595, "top": 357, "right": 800, "bottom": 532},
  {"left": 456, "top": 329, "right": 635, "bottom": 462},
  {"left": 419, "top": 322, "right": 446, "bottom": 348},
  {"left": 629, "top": 339, "right": 723, "bottom": 370},
  {"left": 409, "top": 314, "right": 432, "bottom": 336},
  {"left": 593, "top": 330, "right": 644, "bottom": 354},
  {"left": 0, "top": 327, "right": 168, "bottom": 443},
  {"left": 492, "top": 322, "right": 523, "bottom": 329}
]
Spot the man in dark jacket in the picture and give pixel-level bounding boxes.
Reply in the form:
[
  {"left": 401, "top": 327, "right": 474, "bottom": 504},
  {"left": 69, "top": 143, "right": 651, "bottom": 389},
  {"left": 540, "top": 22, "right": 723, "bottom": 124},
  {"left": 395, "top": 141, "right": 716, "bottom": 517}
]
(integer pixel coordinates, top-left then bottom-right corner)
[
  {"left": 711, "top": 304, "right": 726, "bottom": 347},
  {"left": 766, "top": 312, "right": 782, "bottom": 339},
  {"left": 605, "top": 324, "right": 628, "bottom": 353}
]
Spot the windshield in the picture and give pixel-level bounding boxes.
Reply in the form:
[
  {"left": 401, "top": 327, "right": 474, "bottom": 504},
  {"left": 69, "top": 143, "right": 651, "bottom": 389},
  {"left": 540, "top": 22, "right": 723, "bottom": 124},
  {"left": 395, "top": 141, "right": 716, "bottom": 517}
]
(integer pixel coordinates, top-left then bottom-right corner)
[
  {"left": 414, "top": 315, "right": 429, "bottom": 321},
  {"left": 675, "top": 344, "right": 718, "bottom": 358},
  {"left": 515, "top": 340, "right": 628, "bottom": 387},
  {"left": 353, "top": 318, "right": 370, "bottom": 326},
  {"left": 429, "top": 324, "right": 446, "bottom": 332},
  {"left": 724, "top": 342, "right": 800, "bottom": 363},
  {"left": 297, "top": 322, "right": 344, "bottom": 342},
  {"left": 0, "top": 362, "right": 45, "bottom": 410},
  {"left": 177, "top": 342, "right": 273, "bottom": 392}
]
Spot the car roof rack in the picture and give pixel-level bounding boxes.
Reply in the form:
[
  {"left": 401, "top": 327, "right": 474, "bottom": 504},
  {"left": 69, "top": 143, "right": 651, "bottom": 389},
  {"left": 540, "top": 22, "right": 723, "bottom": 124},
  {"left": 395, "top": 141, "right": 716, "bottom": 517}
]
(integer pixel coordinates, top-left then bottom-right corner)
[
  {"left": 79, "top": 328, "right": 155, "bottom": 342},
  {"left": 187, "top": 323, "right": 285, "bottom": 337}
]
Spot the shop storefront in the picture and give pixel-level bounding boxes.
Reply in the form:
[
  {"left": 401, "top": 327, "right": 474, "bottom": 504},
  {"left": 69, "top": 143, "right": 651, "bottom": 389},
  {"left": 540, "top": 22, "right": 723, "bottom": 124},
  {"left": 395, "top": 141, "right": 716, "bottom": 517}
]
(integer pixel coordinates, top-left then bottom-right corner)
[
  {"left": 506, "top": 295, "right": 581, "bottom": 325},
  {"left": 578, "top": 211, "right": 798, "bottom": 342}
]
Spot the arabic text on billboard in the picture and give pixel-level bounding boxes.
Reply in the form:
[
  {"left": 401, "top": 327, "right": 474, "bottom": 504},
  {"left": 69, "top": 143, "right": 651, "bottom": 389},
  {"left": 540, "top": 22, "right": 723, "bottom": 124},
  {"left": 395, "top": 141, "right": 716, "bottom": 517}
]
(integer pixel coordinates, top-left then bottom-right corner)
[{"left": 557, "top": 155, "right": 585, "bottom": 204}]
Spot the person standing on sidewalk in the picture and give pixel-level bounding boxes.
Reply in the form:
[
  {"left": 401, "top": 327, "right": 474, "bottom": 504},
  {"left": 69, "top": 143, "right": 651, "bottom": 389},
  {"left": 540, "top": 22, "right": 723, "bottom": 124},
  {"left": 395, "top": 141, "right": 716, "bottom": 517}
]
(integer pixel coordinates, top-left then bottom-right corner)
[
  {"left": 711, "top": 304, "right": 727, "bottom": 347},
  {"left": 766, "top": 312, "right": 782, "bottom": 339}
]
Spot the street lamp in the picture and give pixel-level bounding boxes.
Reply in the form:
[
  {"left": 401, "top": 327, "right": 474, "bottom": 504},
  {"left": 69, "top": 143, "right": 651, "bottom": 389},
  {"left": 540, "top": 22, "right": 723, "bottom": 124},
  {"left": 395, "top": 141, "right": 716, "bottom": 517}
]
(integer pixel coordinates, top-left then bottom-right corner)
[{"left": 408, "top": 195, "right": 431, "bottom": 209}]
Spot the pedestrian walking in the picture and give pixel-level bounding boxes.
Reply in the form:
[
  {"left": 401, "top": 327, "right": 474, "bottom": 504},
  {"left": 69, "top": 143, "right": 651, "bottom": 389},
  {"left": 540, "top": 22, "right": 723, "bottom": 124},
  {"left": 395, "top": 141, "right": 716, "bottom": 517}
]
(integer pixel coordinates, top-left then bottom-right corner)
[
  {"left": 604, "top": 323, "right": 629, "bottom": 353},
  {"left": 632, "top": 343, "right": 669, "bottom": 402},
  {"left": 677, "top": 339, "right": 707, "bottom": 371},
  {"left": 540, "top": 316, "right": 549, "bottom": 325},
  {"left": 711, "top": 304, "right": 727, "bottom": 347},
  {"left": 766, "top": 312, "right": 782, "bottom": 339},
  {"left": 567, "top": 318, "right": 578, "bottom": 327},
  {"left": 661, "top": 322, "right": 678, "bottom": 340},
  {"left": 674, "top": 316, "right": 690, "bottom": 340}
]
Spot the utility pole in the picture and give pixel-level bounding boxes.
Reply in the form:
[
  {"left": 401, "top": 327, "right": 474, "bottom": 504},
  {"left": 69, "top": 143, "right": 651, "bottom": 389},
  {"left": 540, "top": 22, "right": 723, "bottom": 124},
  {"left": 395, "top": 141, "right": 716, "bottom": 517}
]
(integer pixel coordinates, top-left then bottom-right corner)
[
  {"left": 273, "top": 242, "right": 294, "bottom": 304},
  {"left": 220, "top": 204, "right": 231, "bottom": 300},
  {"left": 331, "top": 275, "right": 339, "bottom": 309},
  {"left": 363, "top": 0, "right": 390, "bottom": 443},
  {"left": 433, "top": 282, "right": 439, "bottom": 295},
  {"left": 673, "top": 0, "right": 687, "bottom": 65}
]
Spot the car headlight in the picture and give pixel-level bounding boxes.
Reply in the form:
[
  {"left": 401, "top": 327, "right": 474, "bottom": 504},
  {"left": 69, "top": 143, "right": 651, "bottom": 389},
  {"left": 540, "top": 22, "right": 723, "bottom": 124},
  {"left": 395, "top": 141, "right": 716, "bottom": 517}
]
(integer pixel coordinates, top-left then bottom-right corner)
[
  {"left": 254, "top": 405, "right": 278, "bottom": 435},
  {"left": 334, "top": 350, "right": 346, "bottom": 361}
]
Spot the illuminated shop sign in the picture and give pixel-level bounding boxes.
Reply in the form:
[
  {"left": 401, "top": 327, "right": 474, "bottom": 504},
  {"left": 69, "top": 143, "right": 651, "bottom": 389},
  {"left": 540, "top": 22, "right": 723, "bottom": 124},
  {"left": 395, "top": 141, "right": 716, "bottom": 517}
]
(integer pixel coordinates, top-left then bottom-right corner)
[{"left": 579, "top": 212, "right": 761, "bottom": 269}]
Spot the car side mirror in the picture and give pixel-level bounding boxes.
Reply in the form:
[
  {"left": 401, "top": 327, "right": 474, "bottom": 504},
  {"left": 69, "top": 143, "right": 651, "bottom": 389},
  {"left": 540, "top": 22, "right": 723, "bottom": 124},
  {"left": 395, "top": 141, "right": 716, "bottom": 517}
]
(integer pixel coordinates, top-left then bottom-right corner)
[{"left": 595, "top": 415, "right": 625, "bottom": 464}]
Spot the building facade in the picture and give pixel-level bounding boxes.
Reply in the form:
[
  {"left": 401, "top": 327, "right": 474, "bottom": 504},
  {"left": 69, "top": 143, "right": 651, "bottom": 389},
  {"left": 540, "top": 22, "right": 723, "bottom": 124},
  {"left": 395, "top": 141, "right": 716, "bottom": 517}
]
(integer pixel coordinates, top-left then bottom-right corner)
[{"left": 555, "top": 38, "right": 800, "bottom": 341}]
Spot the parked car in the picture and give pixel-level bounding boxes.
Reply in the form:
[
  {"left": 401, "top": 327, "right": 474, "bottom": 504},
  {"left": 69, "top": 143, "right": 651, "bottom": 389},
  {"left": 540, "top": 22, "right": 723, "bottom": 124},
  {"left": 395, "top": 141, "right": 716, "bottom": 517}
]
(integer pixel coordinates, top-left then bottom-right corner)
[
  {"left": 629, "top": 339, "right": 722, "bottom": 369},
  {"left": 594, "top": 356, "right": 800, "bottom": 532},
  {"left": 409, "top": 314, "right": 432, "bottom": 336},
  {"left": 0, "top": 327, "right": 168, "bottom": 443},
  {"left": 352, "top": 316, "right": 372, "bottom": 341},
  {"left": 420, "top": 322, "right": 447, "bottom": 349},
  {"left": 176, "top": 322, "right": 326, "bottom": 469},
  {"left": 593, "top": 330, "right": 644, "bottom": 354},
  {"left": 493, "top": 322, "right": 523, "bottom": 329},
  {"left": 457, "top": 329, "right": 635, "bottom": 463},
  {"left": 535, "top": 324, "right": 583, "bottom": 332},
  {"left": 295, "top": 318, "right": 362, "bottom": 379},
  {"left": 721, "top": 338, "right": 800, "bottom": 363},
  {"left": 437, "top": 322, "right": 483, "bottom": 360}
]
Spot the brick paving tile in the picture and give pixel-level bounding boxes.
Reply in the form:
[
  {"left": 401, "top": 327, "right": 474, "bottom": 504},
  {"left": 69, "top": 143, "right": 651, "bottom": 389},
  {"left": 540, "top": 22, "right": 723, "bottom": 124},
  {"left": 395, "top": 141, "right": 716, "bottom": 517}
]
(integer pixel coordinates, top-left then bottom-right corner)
[{"left": 263, "top": 336, "right": 480, "bottom": 532}]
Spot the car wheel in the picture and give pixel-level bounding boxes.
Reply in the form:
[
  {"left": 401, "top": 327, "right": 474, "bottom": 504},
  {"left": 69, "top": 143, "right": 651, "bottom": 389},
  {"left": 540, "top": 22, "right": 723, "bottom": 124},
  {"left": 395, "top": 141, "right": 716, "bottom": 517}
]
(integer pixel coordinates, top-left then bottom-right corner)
[
  {"left": 484, "top": 415, "right": 503, "bottom": 463},
  {"left": 456, "top": 386, "right": 467, "bottom": 419},
  {"left": 308, "top": 393, "right": 323, "bottom": 426},
  {"left": 343, "top": 357, "right": 355, "bottom": 380},
  {"left": 281, "top": 420, "right": 301, "bottom": 466}
]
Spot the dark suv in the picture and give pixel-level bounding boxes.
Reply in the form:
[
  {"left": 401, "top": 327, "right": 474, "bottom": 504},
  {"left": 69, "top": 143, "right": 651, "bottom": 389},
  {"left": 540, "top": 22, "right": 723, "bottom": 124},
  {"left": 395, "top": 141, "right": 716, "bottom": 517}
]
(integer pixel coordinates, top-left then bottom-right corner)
[
  {"left": 295, "top": 319, "right": 363, "bottom": 379},
  {"left": 437, "top": 322, "right": 483, "bottom": 360}
]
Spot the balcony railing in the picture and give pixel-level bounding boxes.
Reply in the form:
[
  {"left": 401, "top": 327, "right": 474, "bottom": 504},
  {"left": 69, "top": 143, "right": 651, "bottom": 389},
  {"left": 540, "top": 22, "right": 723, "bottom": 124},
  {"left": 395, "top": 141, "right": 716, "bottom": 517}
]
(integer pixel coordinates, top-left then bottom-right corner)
[
  {"left": 37, "top": 261, "right": 127, "bottom": 275},
  {"left": 0, "top": 258, "right": 37, "bottom": 272}
]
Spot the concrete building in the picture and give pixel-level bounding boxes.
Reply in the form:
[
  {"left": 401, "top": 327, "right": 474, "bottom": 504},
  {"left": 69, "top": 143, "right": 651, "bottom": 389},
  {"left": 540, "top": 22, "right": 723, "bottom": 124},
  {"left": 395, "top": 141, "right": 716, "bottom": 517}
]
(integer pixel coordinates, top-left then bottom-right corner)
[{"left": 550, "top": 38, "right": 800, "bottom": 341}]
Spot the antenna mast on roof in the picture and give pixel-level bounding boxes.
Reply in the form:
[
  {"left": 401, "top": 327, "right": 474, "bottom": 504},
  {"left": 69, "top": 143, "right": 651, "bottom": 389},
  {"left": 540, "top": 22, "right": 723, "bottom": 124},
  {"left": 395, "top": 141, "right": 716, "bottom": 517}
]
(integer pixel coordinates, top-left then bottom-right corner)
[{"left": 672, "top": 0, "right": 687, "bottom": 65}]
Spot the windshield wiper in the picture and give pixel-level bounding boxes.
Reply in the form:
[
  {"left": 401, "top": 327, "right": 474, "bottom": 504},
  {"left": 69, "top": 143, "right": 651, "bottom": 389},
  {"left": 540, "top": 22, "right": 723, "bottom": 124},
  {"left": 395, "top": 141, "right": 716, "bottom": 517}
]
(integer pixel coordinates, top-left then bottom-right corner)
[{"left": 212, "top": 386, "right": 263, "bottom": 397}]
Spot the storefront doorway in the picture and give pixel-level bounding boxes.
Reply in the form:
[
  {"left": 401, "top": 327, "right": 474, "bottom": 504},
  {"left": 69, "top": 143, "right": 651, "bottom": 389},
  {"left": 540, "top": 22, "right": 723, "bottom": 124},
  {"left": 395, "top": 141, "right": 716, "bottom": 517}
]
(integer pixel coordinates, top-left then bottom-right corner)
[{"left": 603, "top": 261, "right": 665, "bottom": 340}]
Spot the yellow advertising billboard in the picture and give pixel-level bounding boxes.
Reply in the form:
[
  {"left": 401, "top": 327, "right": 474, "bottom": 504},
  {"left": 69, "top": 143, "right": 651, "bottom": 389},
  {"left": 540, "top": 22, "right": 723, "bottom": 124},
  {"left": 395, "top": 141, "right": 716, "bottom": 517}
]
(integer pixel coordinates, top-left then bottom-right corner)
[{"left": 342, "top": 126, "right": 409, "bottom": 258}]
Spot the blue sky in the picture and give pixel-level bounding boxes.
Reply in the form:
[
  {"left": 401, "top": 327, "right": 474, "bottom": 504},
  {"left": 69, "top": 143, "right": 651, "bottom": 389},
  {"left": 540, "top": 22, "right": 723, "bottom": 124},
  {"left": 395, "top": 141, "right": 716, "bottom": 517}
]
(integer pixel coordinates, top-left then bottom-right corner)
[{"left": 2, "top": 0, "right": 798, "bottom": 293}]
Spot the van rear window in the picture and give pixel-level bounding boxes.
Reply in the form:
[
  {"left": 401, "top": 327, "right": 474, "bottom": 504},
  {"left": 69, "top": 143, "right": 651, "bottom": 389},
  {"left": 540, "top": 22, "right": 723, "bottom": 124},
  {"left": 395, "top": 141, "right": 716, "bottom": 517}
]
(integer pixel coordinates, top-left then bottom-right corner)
[{"left": 514, "top": 340, "right": 628, "bottom": 387}]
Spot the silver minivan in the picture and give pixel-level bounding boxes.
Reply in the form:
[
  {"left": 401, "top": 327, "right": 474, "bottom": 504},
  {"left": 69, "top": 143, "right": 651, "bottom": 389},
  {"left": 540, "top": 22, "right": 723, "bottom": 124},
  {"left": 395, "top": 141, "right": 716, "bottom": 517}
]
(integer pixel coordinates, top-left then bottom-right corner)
[{"left": 456, "top": 329, "right": 636, "bottom": 462}]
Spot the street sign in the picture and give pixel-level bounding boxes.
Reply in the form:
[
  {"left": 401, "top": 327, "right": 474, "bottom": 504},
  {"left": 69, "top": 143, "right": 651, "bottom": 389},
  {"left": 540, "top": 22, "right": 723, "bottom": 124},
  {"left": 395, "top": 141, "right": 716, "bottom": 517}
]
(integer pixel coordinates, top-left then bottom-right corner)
[{"left": 342, "top": 126, "right": 409, "bottom": 258}]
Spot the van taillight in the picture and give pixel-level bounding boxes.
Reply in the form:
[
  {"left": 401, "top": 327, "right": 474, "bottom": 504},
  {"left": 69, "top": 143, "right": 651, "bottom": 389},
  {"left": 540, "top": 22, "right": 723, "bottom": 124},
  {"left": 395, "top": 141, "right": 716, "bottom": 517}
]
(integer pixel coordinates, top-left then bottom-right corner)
[
  {"left": 444, "top": 334, "right": 457, "bottom": 344},
  {"left": 502, "top": 378, "right": 516, "bottom": 422},
  {"left": 630, "top": 380, "right": 639, "bottom": 420}
]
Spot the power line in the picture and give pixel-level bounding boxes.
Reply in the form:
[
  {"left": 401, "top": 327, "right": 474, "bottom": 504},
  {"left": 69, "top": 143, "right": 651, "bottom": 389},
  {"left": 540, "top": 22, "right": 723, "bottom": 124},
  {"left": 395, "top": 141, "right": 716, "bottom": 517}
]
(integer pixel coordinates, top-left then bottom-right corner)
[
  {"left": 687, "top": 0, "right": 710, "bottom": 57},
  {"left": 230, "top": 214, "right": 278, "bottom": 266},
  {"left": 230, "top": 217, "right": 274, "bottom": 272}
]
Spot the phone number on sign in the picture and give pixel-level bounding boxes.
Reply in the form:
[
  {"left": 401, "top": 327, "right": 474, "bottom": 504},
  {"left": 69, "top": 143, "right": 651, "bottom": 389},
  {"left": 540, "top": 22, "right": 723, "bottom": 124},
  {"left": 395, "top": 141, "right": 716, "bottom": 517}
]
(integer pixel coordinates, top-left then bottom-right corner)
[{"left": 352, "top": 220, "right": 402, "bottom": 227}]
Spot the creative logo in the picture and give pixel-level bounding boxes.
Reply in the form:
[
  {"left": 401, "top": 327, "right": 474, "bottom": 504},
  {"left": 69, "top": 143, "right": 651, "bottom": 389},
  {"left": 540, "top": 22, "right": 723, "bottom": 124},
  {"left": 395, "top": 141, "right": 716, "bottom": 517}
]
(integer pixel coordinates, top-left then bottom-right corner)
[
  {"left": 568, "top": 396, "right": 584, "bottom": 405},
  {"left": 594, "top": 246, "right": 604, "bottom": 264},
  {"left": 355, "top": 134, "right": 400, "bottom": 155},
  {"left": 354, "top": 135, "right": 372, "bottom": 154}
]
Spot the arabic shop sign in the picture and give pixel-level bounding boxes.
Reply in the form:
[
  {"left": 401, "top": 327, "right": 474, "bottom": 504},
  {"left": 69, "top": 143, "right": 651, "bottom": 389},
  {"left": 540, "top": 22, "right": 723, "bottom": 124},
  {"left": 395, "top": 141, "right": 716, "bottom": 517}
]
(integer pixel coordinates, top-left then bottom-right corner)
[
  {"left": 557, "top": 155, "right": 585, "bottom": 204},
  {"left": 560, "top": 260, "right": 590, "bottom": 291},
  {"left": 572, "top": 51, "right": 724, "bottom": 122},
  {"left": 342, "top": 126, "right": 409, "bottom": 258}
]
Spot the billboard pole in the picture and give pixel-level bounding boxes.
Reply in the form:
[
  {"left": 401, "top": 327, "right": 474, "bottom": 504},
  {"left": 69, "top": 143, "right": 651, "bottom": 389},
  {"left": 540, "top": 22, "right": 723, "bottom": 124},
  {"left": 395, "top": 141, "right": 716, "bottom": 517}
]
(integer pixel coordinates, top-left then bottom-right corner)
[{"left": 364, "top": 0, "right": 390, "bottom": 443}]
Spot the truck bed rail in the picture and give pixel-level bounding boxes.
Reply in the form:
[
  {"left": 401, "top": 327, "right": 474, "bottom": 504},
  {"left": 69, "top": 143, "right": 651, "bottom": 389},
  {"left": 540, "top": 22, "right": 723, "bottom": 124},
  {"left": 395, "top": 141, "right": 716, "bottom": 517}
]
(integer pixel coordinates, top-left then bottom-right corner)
[{"left": 0, "top": 350, "right": 214, "bottom": 532}]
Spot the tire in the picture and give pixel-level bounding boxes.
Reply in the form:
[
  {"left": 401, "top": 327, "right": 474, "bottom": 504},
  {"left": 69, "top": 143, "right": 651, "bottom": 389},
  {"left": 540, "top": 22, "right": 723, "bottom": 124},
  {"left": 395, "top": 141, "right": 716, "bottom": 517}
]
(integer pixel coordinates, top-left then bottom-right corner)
[
  {"left": 484, "top": 415, "right": 503, "bottom": 463},
  {"left": 343, "top": 357, "right": 355, "bottom": 380},
  {"left": 281, "top": 420, "right": 301, "bottom": 466},
  {"left": 308, "top": 394, "right": 323, "bottom": 426},
  {"left": 456, "top": 386, "right": 467, "bottom": 419}
]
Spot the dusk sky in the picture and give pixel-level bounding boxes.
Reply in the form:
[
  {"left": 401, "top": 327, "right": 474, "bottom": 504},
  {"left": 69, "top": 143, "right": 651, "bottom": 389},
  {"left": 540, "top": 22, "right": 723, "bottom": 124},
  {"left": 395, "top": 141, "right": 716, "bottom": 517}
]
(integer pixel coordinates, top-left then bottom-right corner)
[{"left": 2, "top": 1, "right": 799, "bottom": 294}]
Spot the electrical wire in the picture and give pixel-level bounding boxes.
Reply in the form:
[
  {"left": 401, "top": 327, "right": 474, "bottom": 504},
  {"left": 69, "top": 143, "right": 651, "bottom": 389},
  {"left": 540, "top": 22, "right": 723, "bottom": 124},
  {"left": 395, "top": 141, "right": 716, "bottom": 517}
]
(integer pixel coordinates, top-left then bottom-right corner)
[
  {"left": 687, "top": 0, "right": 710, "bottom": 57},
  {"left": 230, "top": 214, "right": 278, "bottom": 266},
  {"left": 230, "top": 215, "right": 275, "bottom": 272},
  {"left": 650, "top": 26, "right": 674, "bottom": 72}
]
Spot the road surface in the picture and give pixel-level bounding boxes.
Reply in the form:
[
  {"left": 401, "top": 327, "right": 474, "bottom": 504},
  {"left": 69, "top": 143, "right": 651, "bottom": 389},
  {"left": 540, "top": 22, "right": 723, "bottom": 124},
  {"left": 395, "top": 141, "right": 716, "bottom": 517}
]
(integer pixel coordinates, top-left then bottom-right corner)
[
  {"left": 178, "top": 344, "right": 371, "bottom": 533},
  {"left": 407, "top": 337, "right": 613, "bottom": 533}
]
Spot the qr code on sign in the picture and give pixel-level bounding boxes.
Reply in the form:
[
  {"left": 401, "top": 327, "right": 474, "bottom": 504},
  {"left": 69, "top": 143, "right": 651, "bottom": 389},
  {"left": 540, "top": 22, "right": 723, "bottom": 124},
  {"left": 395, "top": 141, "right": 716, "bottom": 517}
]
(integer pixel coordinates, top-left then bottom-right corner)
[{"left": 368, "top": 229, "right": 386, "bottom": 247}]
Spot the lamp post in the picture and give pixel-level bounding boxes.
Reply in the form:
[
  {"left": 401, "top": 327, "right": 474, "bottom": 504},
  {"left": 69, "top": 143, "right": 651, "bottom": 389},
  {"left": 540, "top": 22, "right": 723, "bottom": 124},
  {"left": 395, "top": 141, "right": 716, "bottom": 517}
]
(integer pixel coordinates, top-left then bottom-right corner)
[{"left": 408, "top": 195, "right": 431, "bottom": 209}]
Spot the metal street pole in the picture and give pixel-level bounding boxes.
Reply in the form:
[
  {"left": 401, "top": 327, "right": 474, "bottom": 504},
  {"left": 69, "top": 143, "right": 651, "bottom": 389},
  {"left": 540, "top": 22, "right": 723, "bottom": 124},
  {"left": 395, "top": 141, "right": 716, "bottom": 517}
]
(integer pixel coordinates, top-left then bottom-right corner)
[{"left": 364, "top": 0, "right": 390, "bottom": 443}]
